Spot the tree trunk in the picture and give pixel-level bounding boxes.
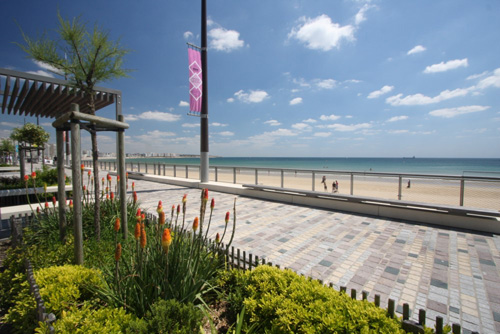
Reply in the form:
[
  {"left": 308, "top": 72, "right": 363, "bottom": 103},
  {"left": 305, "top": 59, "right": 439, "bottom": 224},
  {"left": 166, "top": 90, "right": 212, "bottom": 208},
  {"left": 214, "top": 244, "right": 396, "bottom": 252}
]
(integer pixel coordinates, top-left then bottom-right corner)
[{"left": 91, "top": 130, "right": 101, "bottom": 241}]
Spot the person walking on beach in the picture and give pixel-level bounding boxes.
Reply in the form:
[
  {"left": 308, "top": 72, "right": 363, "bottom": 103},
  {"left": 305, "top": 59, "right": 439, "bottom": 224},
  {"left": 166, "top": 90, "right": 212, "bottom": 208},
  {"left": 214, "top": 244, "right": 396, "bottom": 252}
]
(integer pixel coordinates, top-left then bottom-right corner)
[
  {"left": 336, "top": 180, "right": 339, "bottom": 192},
  {"left": 407, "top": 180, "right": 411, "bottom": 188},
  {"left": 321, "top": 175, "right": 327, "bottom": 191}
]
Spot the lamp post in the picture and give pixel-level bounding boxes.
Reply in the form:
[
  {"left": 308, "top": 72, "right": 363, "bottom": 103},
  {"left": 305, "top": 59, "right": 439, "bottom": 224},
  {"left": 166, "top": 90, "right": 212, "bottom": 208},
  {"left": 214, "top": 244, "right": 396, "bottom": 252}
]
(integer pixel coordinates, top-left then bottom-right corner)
[{"left": 200, "top": 0, "right": 209, "bottom": 183}]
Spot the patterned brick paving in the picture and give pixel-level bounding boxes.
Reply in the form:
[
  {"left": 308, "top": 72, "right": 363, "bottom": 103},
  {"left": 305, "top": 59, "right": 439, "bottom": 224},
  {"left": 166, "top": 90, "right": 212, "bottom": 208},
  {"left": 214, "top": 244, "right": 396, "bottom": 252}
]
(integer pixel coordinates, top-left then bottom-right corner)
[{"left": 133, "top": 179, "right": 500, "bottom": 333}]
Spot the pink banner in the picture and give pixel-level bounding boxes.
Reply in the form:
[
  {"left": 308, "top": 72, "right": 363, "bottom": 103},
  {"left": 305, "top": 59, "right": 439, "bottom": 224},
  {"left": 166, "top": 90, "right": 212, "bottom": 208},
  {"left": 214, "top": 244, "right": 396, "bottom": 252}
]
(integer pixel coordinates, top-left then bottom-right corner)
[{"left": 188, "top": 48, "right": 202, "bottom": 113}]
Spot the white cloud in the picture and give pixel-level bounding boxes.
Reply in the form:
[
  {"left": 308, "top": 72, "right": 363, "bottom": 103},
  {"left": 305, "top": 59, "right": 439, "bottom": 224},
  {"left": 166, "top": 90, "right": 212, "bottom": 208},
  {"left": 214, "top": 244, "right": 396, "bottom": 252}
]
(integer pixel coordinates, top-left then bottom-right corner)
[
  {"left": 0, "top": 121, "right": 20, "bottom": 127},
  {"left": 227, "top": 97, "right": 235, "bottom": 103},
  {"left": 424, "top": 58, "right": 468, "bottom": 73},
  {"left": 32, "top": 60, "right": 63, "bottom": 76},
  {"left": 466, "top": 71, "right": 488, "bottom": 80},
  {"left": 388, "top": 130, "right": 409, "bottom": 134},
  {"left": 429, "top": 105, "right": 490, "bottom": 118},
  {"left": 386, "top": 88, "right": 469, "bottom": 106},
  {"left": 290, "top": 97, "right": 303, "bottom": 105},
  {"left": 234, "top": 90, "right": 269, "bottom": 103},
  {"left": 314, "top": 132, "right": 331, "bottom": 137},
  {"left": 211, "top": 122, "right": 228, "bottom": 127},
  {"left": 387, "top": 115, "right": 408, "bottom": 122},
  {"left": 367, "top": 85, "right": 394, "bottom": 99},
  {"left": 355, "top": 4, "right": 374, "bottom": 25},
  {"left": 182, "top": 123, "right": 200, "bottom": 128},
  {"left": 179, "top": 100, "right": 189, "bottom": 107},
  {"left": 326, "top": 123, "right": 372, "bottom": 131},
  {"left": 475, "top": 68, "right": 500, "bottom": 90},
  {"left": 292, "top": 123, "right": 310, "bottom": 130},
  {"left": 209, "top": 27, "right": 244, "bottom": 52},
  {"left": 316, "top": 79, "right": 336, "bottom": 89},
  {"left": 183, "top": 31, "right": 194, "bottom": 40},
  {"left": 303, "top": 118, "right": 317, "bottom": 123},
  {"left": 407, "top": 45, "right": 426, "bottom": 55},
  {"left": 288, "top": 14, "right": 355, "bottom": 51},
  {"left": 136, "top": 130, "right": 176, "bottom": 140},
  {"left": 26, "top": 70, "right": 55, "bottom": 78},
  {"left": 217, "top": 131, "right": 234, "bottom": 136},
  {"left": 136, "top": 111, "right": 181, "bottom": 122},
  {"left": 264, "top": 120, "right": 281, "bottom": 126},
  {"left": 124, "top": 114, "right": 139, "bottom": 121},
  {"left": 320, "top": 114, "right": 341, "bottom": 121}
]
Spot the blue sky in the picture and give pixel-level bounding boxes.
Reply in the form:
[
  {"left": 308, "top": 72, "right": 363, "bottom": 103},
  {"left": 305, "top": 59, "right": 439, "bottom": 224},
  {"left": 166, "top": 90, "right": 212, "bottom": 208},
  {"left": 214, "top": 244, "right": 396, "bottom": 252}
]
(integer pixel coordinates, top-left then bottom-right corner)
[{"left": 1, "top": 0, "right": 500, "bottom": 158}]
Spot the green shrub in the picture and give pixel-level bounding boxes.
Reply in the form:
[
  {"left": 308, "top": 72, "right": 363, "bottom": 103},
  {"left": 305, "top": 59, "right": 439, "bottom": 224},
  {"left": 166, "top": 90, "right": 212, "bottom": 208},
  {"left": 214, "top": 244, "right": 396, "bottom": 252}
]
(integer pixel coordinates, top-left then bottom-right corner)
[
  {"left": 3, "top": 272, "right": 37, "bottom": 333},
  {"left": 220, "top": 265, "right": 406, "bottom": 334},
  {"left": 36, "top": 302, "right": 136, "bottom": 334},
  {"left": 0, "top": 247, "right": 26, "bottom": 312},
  {"left": 126, "top": 299, "right": 204, "bottom": 334}
]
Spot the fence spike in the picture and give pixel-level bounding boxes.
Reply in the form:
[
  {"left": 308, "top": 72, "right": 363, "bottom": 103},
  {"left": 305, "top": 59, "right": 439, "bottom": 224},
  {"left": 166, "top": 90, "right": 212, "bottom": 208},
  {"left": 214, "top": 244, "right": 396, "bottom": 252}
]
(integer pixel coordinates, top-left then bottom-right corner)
[
  {"left": 436, "top": 316, "right": 443, "bottom": 334},
  {"left": 418, "top": 309, "right": 426, "bottom": 326},
  {"left": 351, "top": 289, "right": 357, "bottom": 300},
  {"left": 403, "top": 303, "right": 410, "bottom": 320},
  {"left": 387, "top": 299, "right": 395, "bottom": 318},
  {"left": 374, "top": 294, "right": 380, "bottom": 307}
]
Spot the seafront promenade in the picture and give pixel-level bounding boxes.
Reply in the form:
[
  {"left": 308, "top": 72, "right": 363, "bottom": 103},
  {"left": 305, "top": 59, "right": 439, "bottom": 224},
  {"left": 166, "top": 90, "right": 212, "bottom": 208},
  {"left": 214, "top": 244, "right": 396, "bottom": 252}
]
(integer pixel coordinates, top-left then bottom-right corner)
[{"left": 129, "top": 176, "right": 500, "bottom": 333}]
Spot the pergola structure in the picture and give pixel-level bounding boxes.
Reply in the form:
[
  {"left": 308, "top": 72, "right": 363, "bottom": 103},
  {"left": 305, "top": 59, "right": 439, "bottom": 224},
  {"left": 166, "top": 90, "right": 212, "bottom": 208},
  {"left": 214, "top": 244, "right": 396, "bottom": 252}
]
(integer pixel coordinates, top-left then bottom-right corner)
[{"left": 0, "top": 68, "right": 128, "bottom": 264}]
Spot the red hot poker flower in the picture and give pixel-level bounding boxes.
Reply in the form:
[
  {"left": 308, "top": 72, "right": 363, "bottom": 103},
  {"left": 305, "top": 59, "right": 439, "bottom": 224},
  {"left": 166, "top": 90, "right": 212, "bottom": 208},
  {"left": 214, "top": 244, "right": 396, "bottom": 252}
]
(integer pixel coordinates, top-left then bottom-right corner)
[
  {"left": 31, "top": 171, "right": 36, "bottom": 179},
  {"left": 69, "top": 200, "right": 73, "bottom": 209},
  {"left": 192, "top": 217, "right": 199, "bottom": 232},
  {"left": 133, "top": 191, "right": 138, "bottom": 204},
  {"left": 140, "top": 228, "right": 147, "bottom": 249},
  {"left": 80, "top": 164, "right": 84, "bottom": 171},
  {"left": 157, "top": 200, "right": 163, "bottom": 213},
  {"left": 162, "top": 228, "right": 172, "bottom": 252},
  {"left": 114, "top": 218, "right": 121, "bottom": 232},
  {"left": 216, "top": 233, "right": 220, "bottom": 244},
  {"left": 52, "top": 196, "right": 56, "bottom": 206},
  {"left": 24, "top": 175, "right": 29, "bottom": 182},
  {"left": 211, "top": 198, "right": 215, "bottom": 210},
  {"left": 159, "top": 211, "right": 165, "bottom": 225},
  {"left": 110, "top": 192, "right": 115, "bottom": 201},
  {"left": 45, "top": 201, "right": 49, "bottom": 209},
  {"left": 134, "top": 223, "right": 141, "bottom": 240},
  {"left": 177, "top": 204, "right": 181, "bottom": 214},
  {"left": 225, "top": 212, "right": 230, "bottom": 224}
]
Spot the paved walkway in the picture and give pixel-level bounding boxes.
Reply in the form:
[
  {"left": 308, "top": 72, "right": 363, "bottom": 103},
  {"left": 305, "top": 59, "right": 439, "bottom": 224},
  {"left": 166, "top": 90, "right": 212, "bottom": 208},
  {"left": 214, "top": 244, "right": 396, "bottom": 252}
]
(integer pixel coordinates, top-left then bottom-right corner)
[{"left": 131, "top": 178, "right": 500, "bottom": 333}]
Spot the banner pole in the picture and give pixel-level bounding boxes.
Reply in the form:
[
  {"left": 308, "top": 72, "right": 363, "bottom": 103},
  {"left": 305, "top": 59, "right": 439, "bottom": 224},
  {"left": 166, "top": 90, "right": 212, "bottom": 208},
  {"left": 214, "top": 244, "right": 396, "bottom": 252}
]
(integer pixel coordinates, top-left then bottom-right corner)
[{"left": 200, "top": 0, "right": 209, "bottom": 183}]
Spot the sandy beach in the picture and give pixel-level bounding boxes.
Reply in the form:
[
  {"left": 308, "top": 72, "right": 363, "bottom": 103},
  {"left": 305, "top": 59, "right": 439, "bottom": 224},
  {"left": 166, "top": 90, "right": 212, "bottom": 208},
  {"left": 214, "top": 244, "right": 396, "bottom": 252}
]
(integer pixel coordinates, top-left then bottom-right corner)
[{"left": 117, "top": 163, "right": 500, "bottom": 211}]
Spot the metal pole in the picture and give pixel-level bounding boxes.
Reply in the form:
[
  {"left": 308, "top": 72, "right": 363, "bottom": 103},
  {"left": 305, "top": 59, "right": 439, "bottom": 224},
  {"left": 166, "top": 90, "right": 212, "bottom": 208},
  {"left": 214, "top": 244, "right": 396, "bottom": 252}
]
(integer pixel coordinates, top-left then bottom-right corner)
[
  {"left": 117, "top": 114, "right": 128, "bottom": 239},
  {"left": 200, "top": 0, "right": 209, "bottom": 183}
]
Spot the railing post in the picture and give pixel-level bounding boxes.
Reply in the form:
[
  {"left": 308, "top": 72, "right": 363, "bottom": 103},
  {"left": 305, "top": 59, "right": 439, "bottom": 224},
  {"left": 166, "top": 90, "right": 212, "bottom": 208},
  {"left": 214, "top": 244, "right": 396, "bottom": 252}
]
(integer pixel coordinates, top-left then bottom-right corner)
[
  {"left": 153, "top": 164, "right": 156, "bottom": 175},
  {"left": 138, "top": 163, "right": 141, "bottom": 173},
  {"left": 312, "top": 171, "right": 315, "bottom": 191},
  {"left": 398, "top": 175, "right": 402, "bottom": 200},
  {"left": 215, "top": 167, "right": 218, "bottom": 182},
  {"left": 255, "top": 169, "right": 258, "bottom": 185},
  {"left": 459, "top": 178, "right": 465, "bottom": 206},
  {"left": 233, "top": 167, "right": 236, "bottom": 184},
  {"left": 174, "top": 165, "right": 177, "bottom": 177},
  {"left": 281, "top": 169, "right": 284, "bottom": 188},
  {"left": 350, "top": 173, "right": 354, "bottom": 195},
  {"left": 145, "top": 163, "right": 148, "bottom": 174},
  {"left": 185, "top": 165, "right": 188, "bottom": 178}
]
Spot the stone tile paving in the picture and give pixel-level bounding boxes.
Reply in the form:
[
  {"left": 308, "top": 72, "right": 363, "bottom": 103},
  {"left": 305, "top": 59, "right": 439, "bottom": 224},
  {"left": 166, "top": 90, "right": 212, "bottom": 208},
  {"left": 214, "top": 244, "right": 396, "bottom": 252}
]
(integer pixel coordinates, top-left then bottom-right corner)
[{"left": 132, "top": 179, "right": 500, "bottom": 333}]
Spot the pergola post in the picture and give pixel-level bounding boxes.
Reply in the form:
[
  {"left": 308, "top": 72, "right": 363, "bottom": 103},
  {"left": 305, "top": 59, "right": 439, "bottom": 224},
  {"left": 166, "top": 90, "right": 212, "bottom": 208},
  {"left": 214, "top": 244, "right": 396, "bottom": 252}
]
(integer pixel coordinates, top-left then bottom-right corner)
[
  {"left": 117, "top": 114, "right": 128, "bottom": 239},
  {"left": 70, "top": 105, "right": 84, "bottom": 265},
  {"left": 56, "top": 129, "right": 67, "bottom": 243}
]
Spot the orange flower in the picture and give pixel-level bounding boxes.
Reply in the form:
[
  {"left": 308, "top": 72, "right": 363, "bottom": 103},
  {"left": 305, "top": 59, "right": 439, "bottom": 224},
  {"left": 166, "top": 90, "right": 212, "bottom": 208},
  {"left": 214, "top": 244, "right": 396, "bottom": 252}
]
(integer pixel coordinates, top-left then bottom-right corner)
[
  {"left": 162, "top": 228, "right": 172, "bottom": 252},
  {"left": 52, "top": 196, "right": 56, "bottom": 206},
  {"left": 211, "top": 198, "right": 215, "bottom": 210},
  {"left": 110, "top": 192, "right": 115, "bottom": 201},
  {"left": 45, "top": 201, "right": 49, "bottom": 209},
  {"left": 132, "top": 182, "right": 135, "bottom": 191},
  {"left": 177, "top": 204, "right": 181, "bottom": 214},
  {"left": 88, "top": 170, "right": 91, "bottom": 177},
  {"left": 171, "top": 205, "right": 175, "bottom": 215},
  {"left": 159, "top": 211, "right": 165, "bottom": 225},
  {"left": 192, "top": 217, "right": 199, "bottom": 232},
  {"left": 24, "top": 175, "right": 29, "bottom": 182},
  {"left": 114, "top": 218, "right": 121, "bottom": 232},
  {"left": 31, "top": 171, "right": 36, "bottom": 179},
  {"left": 36, "top": 207, "right": 40, "bottom": 214},
  {"left": 80, "top": 164, "right": 84, "bottom": 171},
  {"left": 107, "top": 174, "right": 112, "bottom": 182},
  {"left": 203, "top": 189, "right": 209, "bottom": 202},
  {"left": 83, "top": 185, "right": 86, "bottom": 191},
  {"left": 106, "top": 193, "right": 109, "bottom": 200},
  {"left": 215, "top": 233, "right": 220, "bottom": 244},
  {"left": 133, "top": 191, "right": 138, "bottom": 204},
  {"left": 134, "top": 223, "right": 141, "bottom": 240},
  {"left": 140, "top": 227, "right": 147, "bottom": 249},
  {"left": 117, "top": 175, "right": 120, "bottom": 182},
  {"left": 157, "top": 200, "right": 163, "bottom": 213},
  {"left": 102, "top": 177, "right": 105, "bottom": 186},
  {"left": 126, "top": 172, "right": 129, "bottom": 180},
  {"left": 225, "top": 212, "right": 230, "bottom": 224},
  {"left": 115, "top": 243, "right": 122, "bottom": 261},
  {"left": 69, "top": 200, "right": 73, "bottom": 209},
  {"left": 182, "top": 194, "right": 187, "bottom": 203}
]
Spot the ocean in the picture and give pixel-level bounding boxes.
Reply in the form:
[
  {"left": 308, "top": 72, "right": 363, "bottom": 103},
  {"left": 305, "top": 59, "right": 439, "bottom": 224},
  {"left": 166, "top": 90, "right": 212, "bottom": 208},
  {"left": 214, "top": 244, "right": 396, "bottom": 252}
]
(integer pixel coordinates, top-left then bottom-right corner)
[{"left": 120, "top": 157, "right": 500, "bottom": 177}]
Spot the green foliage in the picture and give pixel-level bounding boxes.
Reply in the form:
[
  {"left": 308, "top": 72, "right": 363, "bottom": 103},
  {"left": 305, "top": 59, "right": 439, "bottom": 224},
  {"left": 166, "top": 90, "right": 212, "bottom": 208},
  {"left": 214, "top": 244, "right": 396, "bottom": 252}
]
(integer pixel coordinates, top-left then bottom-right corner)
[
  {"left": 3, "top": 273, "right": 38, "bottom": 333},
  {"left": 220, "top": 266, "right": 406, "bottom": 334},
  {"left": 126, "top": 299, "right": 204, "bottom": 334},
  {"left": 0, "top": 247, "right": 26, "bottom": 312},
  {"left": 37, "top": 302, "right": 136, "bottom": 334},
  {"left": 10, "top": 123, "right": 49, "bottom": 148},
  {"left": 0, "top": 138, "right": 15, "bottom": 154},
  {"left": 0, "top": 164, "right": 70, "bottom": 190}
]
